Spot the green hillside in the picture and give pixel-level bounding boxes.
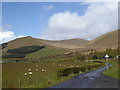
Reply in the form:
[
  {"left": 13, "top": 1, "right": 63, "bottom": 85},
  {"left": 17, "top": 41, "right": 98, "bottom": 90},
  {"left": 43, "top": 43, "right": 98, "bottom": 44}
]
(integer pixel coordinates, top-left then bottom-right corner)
[{"left": 25, "top": 46, "right": 69, "bottom": 59}]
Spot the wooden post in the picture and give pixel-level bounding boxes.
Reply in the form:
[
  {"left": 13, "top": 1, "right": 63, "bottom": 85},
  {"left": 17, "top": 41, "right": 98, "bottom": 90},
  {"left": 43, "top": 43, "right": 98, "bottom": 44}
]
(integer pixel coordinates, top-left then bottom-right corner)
[
  {"left": 36, "top": 76, "right": 37, "bottom": 84},
  {"left": 48, "top": 80, "right": 51, "bottom": 85},
  {"left": 19, "top": 77, "right": 21, "bottom": 87},
  {"left": 29, "top": 76, "right": 31, "bottom": 86}
]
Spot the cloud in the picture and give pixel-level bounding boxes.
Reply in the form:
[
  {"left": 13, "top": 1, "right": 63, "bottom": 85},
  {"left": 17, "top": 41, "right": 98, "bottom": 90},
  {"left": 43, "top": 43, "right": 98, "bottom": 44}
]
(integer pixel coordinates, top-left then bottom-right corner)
[
  {"left": 17, "top": 35, "right": 25, "bottom": 38},
  {"left": 40, "top": 2, "right": 118, "bottom": 40},
  {"left": 43, "top": 5, "right": 54, "bottom": 10},
  {"left": 0, "top": 30, "right": 16, "bottom": 44},
  {"left": 0, "top": 25, "right": 25, "bottom": 44}
]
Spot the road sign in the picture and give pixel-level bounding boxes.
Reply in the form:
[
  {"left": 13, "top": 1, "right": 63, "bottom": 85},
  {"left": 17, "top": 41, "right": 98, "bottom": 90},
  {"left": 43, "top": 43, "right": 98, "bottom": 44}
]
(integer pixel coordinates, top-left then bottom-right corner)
[
  {"left": 105, "top": 54, "right": 109, "bottom": 58},
  {"left": 105, "top": 54, "right": 109, "bottom": 71}
]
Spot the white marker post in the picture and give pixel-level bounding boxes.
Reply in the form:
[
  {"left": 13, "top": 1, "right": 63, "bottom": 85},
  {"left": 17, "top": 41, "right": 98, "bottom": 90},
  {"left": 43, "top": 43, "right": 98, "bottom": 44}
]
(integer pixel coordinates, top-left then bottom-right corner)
[{"left": 105, "top": 54, "right": 109, "bottom": 71}]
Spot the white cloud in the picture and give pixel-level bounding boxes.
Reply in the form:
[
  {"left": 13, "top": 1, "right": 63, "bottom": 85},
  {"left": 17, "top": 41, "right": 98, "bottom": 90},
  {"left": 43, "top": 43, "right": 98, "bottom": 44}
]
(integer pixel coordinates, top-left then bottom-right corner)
[
  {"left": 0, "top": 25, "right": 25, "bottom": 44},
  {"left": 40, "top": 2, "right": 118, "bottom": 40},
  {"left": 17, "top": 35, "right": 25, "bottom": 38},
  {"left": 0, "top": 31, "right": 15, "bottom": 44},
  {"left": 43, "top": 5, "right": 54, "bottom": 10}
]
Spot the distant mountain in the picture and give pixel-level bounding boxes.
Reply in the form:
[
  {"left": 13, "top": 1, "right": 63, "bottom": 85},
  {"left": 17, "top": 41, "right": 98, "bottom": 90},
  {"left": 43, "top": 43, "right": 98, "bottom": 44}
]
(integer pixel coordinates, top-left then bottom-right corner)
[{"left": 40, "top": 38, "right": 89, "bottom": 49}]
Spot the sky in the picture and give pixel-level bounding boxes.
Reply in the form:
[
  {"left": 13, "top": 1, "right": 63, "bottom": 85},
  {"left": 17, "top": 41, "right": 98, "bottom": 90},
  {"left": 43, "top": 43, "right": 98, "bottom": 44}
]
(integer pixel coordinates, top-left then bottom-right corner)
[{"left": 1, "top": 1, "right": 118, "bottom": 43}]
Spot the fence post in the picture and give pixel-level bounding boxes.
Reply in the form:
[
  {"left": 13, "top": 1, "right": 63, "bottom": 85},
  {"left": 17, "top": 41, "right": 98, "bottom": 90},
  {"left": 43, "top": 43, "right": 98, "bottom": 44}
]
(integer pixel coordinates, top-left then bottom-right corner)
[{"left": 19, "top": 77, "right": 21, "bottom": 87}]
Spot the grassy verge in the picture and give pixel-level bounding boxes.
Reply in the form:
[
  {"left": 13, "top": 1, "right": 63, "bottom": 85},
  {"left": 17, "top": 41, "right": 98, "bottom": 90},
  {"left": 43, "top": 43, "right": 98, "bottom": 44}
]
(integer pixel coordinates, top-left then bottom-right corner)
[
  {"left": 103, "top": 59, "right": 120, "bottom": 79},
  {"left": 28, "top": 73, "right": 80, "bottom": 88}
]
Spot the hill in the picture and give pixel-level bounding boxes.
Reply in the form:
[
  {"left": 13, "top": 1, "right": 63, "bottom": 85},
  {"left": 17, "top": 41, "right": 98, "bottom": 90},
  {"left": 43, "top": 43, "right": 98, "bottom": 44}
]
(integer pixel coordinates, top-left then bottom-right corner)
[
  {"left": 3, "top": 30, "right": 118, "bottom": 51},
  {"left": 2, "top": 36, "right": 89, "bottom": 51},
  {"left": 1, "top": 36, "right": 89, "bottom": 61},
  {"left": 2, "top": 39, "right": 71, "bottom": 59},
  {"left": 1, "top": 30, "right": 119, "bottom": 60},
  {"left": 2, "top": 36, "right": 46, "bottom": 51},
  {"left": 84, "top": 30, "right": 119, "bottom": 51}
]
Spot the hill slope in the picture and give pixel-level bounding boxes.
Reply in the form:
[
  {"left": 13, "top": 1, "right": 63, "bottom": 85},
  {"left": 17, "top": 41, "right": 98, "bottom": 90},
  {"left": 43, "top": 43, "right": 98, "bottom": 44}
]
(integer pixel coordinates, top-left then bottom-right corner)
[
  {"left": 40, "top": 38, "right": 89, "bottom": 49},
  {"left": 2, "top": 36, "right": 44, "bottom": 51},
  {"left": 85, "top": 30, "right": 119, "bottom": 51}
]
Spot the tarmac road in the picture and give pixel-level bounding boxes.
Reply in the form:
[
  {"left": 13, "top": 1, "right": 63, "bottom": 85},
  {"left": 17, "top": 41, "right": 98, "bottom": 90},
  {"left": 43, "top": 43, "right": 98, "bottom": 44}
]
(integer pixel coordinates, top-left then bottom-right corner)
[{"left": 50, "top": 64, "right": 119, "bottom": 88}]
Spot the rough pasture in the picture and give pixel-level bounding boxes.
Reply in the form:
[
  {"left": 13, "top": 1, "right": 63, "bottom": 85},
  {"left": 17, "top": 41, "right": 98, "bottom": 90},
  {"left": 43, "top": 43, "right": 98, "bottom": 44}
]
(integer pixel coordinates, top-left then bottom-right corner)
[{"left": 2, "top": 62, "right": 103, "bottom": 88}]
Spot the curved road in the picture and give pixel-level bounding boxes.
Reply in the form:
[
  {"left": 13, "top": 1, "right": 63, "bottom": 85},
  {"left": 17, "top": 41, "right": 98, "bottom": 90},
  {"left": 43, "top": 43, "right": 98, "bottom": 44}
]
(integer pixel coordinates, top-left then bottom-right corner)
[{"left": 50, "top": 64, "right": 119, "bottom": 88}]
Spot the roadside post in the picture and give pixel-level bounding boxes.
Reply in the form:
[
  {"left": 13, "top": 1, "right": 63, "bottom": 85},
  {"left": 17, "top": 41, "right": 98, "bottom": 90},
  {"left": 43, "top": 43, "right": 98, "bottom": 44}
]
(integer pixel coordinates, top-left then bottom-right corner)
[{"left": 105, "top": 54, "right": 109, "bottom": 71}]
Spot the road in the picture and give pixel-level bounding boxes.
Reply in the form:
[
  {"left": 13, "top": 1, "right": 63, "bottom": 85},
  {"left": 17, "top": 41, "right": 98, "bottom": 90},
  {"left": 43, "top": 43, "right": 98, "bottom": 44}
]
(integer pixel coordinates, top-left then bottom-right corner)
[{"left": 50, "top": 64, "right": 119, "bottom": 88}]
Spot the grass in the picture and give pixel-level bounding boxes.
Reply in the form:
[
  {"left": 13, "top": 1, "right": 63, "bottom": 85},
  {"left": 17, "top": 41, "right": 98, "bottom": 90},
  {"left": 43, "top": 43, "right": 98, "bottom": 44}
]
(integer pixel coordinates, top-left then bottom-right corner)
[
  {"left": 2, "top": 61, "right": 101, "bottom": 88},
  {"left": 29, "top": 73, "right": 79, "bottom": 88},
  {"left": 103, "top": 59, "right": 120, "bottom": 79}
]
